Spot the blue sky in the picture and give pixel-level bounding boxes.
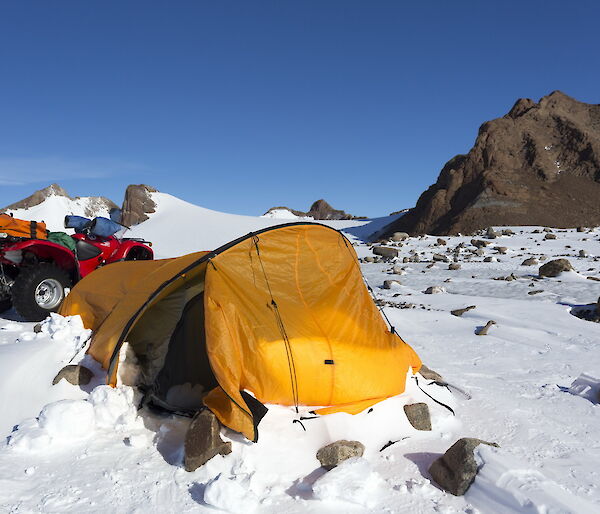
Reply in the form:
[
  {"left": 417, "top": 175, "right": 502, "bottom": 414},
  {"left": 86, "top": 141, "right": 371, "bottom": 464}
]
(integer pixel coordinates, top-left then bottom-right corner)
[{"left": 1, "top": 1, "right": 598, "bottom": 217}]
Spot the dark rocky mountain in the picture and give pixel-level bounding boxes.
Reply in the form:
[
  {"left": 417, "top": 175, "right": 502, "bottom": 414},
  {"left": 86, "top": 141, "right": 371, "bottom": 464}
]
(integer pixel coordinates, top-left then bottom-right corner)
[
  {"left": 1, "top": 183, "right": 118, "bottom": 218},
  {"left": 382, "top": 91, "right": 600, "bottom": 236},
  {"left": 120, "top": 184, "right": 158, "bottom": 227},
  {"left": 264, "top": 199, "right": 365, "bottom": 220}
]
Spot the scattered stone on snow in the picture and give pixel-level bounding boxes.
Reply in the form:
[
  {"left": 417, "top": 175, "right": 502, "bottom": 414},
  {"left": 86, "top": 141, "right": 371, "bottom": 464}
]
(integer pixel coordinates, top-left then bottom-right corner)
[
  {"left": 587, "top": 276, "right": 600, "bottom": 282},
  {"left": 543, "top": 227, "right": 553, "bottom": 233},
  {"left": 373, "top": 246, "right": 398, "bottom": 259},
  {"left": 383, "top": 279, "right": 401, "bottom": 289},
  {"left": 476, "top": 320, "right": 496, "bottom": 335},
  {"left": 184, "top": 409, "right": 232, "bottom": 472},
  {"left": 483, "top": 256, "right": 495, "bottom": 263},
  {"left": 485, "top": 227, "right": 499, "bottom": 239},
  {"left": 579, "top": 250, "right": 588, "bottom": 257},
  {"left": 475, "top": 248, "right": 485, "bottom": 256},
  {"left": 403, "top": 403, "right": 432, "bottom": 431},
  {"left": 544, "top": 233, "right": 557, "bottom": 240},
  {"left": 428, "top": 438, "right": 499, "bottom": 496},
  {"left": 437, "top": 238, "right": 447, "bottom": 246},
  {"left": 494, "top": 246, "right": 507, "bottom": 254},
  {"left": 33, "top": 323, "right": 43, "bottom": 333},
  {"left": 424, "top": 286, "right": 446, "bottom": 294},
  {"left": 577, "top": 226, "right": 585, "bottom": 232},
  {"left": 501, "top": 229, "right": 515, "bottom": 236},
  {"left": 363, "top": 256, "right": 375, "bottom": 263},
  {"left": 451, "top": 305, "right": 476, "bottom": 317},
  {"left": 433, "top": 253, "right": 450, "bottom": 262},
  {"left": 471, "top": 239, "right": 489, "bottom": 248},
  {"left": 539, "top": 258, "right": 574, "bottom": 278},
  {"left": 521, "top": 257, "right": 538, "bottom": 266},
  {"left": 391, "top": 265, "right": 405, "bottom": 275},
  {"left": 316, "top": 440, "right": 365, "bottom": 470},
  {"left": 528, "top": 290, "right": 544, "bottom": 295},
  {"left": 52, "top": 365, "right": 94, "bottom": 386},
  {"left": 448, "top": 263, "right": 461, "bottom": 270}
]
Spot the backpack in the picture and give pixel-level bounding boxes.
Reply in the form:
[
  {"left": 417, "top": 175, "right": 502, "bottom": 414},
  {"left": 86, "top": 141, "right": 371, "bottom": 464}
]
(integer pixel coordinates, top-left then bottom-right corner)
[{"left": 0, "top": 213, "right": 48, "bottom": 239}]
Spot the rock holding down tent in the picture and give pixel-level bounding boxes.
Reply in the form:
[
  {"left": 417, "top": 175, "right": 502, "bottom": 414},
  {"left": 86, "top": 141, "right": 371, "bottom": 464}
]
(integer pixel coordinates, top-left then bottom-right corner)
[
  {"left": 428, "top": 438, "right": 499, "bottom": 496},
  {"left": 419, "top": 364, "right": 444, "bottom": 383},
  {"left": 451, "top": 305, "right": 476, "bottom": 317},
  {"left": 317, "top": 440, "right": 365, "bottom": 470},
  {"left": 476, "top": 320, "right": 496, "bottom": 335},
  {"left": 52, "top": 365, "right": 93, "bottom": 386},
  {"left": 373, "top": 246, "right": 399, "bottom": 259},
  {"left": 403, "top": 403, "right": 431, "bottom": 431},
  {"left": 184, "top": 409, "right": 232, "bottom": 472},
  {"left": 539, "top": 258, "right": 574, "bottom": 277}
]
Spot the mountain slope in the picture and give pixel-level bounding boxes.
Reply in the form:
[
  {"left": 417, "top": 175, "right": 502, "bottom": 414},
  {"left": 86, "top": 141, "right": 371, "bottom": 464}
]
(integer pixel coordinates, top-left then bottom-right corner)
[{"left": 383, "top": 91, "right": 600, "bottom": 236}]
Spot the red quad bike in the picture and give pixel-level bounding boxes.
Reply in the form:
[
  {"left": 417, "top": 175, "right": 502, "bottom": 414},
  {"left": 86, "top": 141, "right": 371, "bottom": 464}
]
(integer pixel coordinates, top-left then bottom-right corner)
[{"left": 0, "top": 215, "right": 153, "bottom": 321}]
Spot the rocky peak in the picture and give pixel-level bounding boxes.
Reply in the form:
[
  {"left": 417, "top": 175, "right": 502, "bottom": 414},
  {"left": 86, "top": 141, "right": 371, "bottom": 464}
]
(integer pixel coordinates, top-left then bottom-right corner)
[
  {"left": 382, "top": 91, "right": 600, "bottom": 236},
  {"left": 264, "top": 199, "right": 362, "bottom": 220},
  {"left": 2, "top": 183, "right": 69, "bottom": 211},
  {"left": 121, "top": 184, "right": 158, "bottom": 227}
]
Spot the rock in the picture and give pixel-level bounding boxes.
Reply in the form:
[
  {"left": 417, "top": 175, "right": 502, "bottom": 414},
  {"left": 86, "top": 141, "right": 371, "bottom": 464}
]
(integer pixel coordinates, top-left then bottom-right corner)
[
  {"left": 364, "top": 256, "right": 375, "bottom": 263},
  {"left": 471, "top": 239, "right": 489, "bottom": 248},
  {"left": 476, "top": 320, "right": 496, "bottom": 335},
  {"left": 587, "top": 276, "right": 600, "bottom": 282},
  {"left": 184, "top": 409, "right": 232, "bottom": 472},
  {"left": 448, "top": 263, "right": 461, "bottom": 270},
  {"left": 373, "top": 246, "right": 399, "bottom": 259},
  {"left": 539, "top": 255, "right": 547, "bottom": 261},
  {"left": 391, "top": 265, "right": 405, "bottom": 275},
  {"left": 403, "top": 403, "right": 431, "bottom": 431},
  {"left": 410, "top": 255, "right": 420, "bottom": 263},
  {"left": 402, "top": 257, "right": 410, "bottom": 263},
  {"left": 474, "top": 248, "right": 484, "bottom": 256},
  {"left": 437, "top": 238, "right": 447, "bottom": 246},
  {"left": 392, "top": 232, "right": 409, "bottom": 242},
  {"left": 433, "top": 253, "right": 450, "bottom": 262},
  {"left": 316, "top": 440, "right": 365, "bottom": 470},
  {"left": 307, "top": 199, "right": 358, "bottom": 220},
  {"left": 539, "top": 258, "right": 574, "bottom": 277},
  {"left": 424, "top": 286, "right": 446, "bottom": 294},
  {"left": 543, "top": 227, "right": 553, "bottom": 233},
  {"left": 428, "top": 438, "right": 499, "bottom": 496},
  {"left": 577, "top": 226, "right": 585, "bottom": 232},
  {"left": 485, "top": 227, "right": 498, "bottom": 239},
  {"left": 521, "top": 257, "right": 538, "bottom": 266},
  {"left": 383, "top": 279, "right": 401, "bottom": 289},
  {"left": 579, "top": 250, "right": 588, "bottom": 257},
  {"left": 451, "top": 305, "right": 476, "bottom": 317},
  {"left": 494, "top": 246, "right": 508, "bottom": 254},
  {"left": 33, "top": 323, "right": 42, "bottom": 333},
  {"left": 52, "top": 365, "right": 94, "bottom": 386},
  {"left": 483, "top": 256, "right": 494, "bottom": 262},
  {"left": 378, "top": 92, "right": 600, "bottom": 237},
  {"left": 501, "top": 229, "right": 515, "bottom": 236},
  {"left": 544, "top": 233, "right": 557, "bottom": 240},
  {"left": 419, "top": 364, "right": 445, "bottom": 382},
  {"left": 121, "top": 184, "right": 158, "bottom": 226}
]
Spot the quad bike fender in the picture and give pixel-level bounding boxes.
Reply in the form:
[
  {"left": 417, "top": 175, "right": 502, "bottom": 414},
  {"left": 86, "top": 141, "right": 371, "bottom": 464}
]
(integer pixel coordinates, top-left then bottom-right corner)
[
  {"left": 0, "top": 239, "right": 77, "bottom": 274},
  {"left": 111, "top": 240, "right": 154, "bottom": 261}
]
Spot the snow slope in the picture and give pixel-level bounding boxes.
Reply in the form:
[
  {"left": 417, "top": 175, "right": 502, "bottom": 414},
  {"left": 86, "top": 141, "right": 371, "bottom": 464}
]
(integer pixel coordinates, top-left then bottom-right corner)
[
  {"left": 1, "top": 199, "right": 600, "bottom": 513},
  {"left": 127, "top": 192, "right": 388, "bottom": 257},
  {"left": 4, "top": 194, "right": 113, "bottom": 232}
]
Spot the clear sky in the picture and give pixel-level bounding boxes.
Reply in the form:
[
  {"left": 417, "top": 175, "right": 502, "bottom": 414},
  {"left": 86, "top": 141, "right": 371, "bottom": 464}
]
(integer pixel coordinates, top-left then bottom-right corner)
[{"left": 1, "top": 1, "right": 599, "bottom": 217}]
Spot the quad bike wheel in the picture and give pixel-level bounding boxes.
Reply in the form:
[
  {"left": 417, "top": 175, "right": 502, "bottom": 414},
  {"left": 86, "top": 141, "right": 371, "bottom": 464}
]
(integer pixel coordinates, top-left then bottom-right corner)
[
  {"left": 0, "top": 297, "right": 11, "bottom": 314},
  {"left": 11, "top": 263, "right": 72, "bottom": 321}
]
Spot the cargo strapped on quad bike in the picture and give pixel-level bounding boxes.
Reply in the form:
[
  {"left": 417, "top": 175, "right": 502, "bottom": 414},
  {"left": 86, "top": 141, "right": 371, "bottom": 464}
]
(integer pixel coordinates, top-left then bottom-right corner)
[{"left": 0, "top": 213, "right": 48, "bottom": 240}]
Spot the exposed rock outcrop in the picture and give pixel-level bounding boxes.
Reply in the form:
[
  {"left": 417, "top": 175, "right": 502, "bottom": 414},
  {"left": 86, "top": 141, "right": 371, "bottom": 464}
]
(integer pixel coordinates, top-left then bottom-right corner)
[
  {"left": 120, "top": 184, "right": 158, "bottom": 227},
  {"left": 383, "top": 91, "right": 600, "bottom": 236},
  {"left": 263, "top": 199, "right": 364, "bottom": 220}
]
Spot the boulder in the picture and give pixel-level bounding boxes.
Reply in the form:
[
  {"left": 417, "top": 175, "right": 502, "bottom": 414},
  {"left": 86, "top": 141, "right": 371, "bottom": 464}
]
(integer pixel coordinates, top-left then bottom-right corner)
[
  {"left": 471, "top": 239, "right": 489, "bottom": 248},
  {"left": 428, "top": 438, "right": 499, "bottom": 496},
  {"left": 539, "top": 258, "right": 574, "bottom": 277},
  {"left": 316, "top": 440, "right": 365, "bottom": 470},
  {"left": 52, "top": 365, "right": 94, "bottom": 386},
  {"left": 433, "top": 253, "right": 450, "bottom": 262},
  {"left": 121, "top": 184, "right": 158, "bottom": 227},
  {"left": 579, "top": 250, "right": 588, "bottom": 257},
  {"left": 391, "top": 265, "right": 405, "bottom": 275},
  {"left": 577, "top": 226, "right": 585, "bottom": 232},
  {"left": 476, "top": 320, "right": 496, "bottom": 335},
  {"left": 494, "top": 246, "right": 508, "bottom": 254},
  {"left": 437, "top": 238, "right": 447, "bottom": 246},
  {"left": 521, "top": 257, "right": 538, "bottom": 266},
  {"left": 373, "top": 246, "right": 399, "bottom": 259},
  {"left": 485, "top": 227, "right": 498, "bottom": 239},
  {"left": 501, "top": 229, "right": 515, "bottom": 236},
  {"left": 383, "top": 279, "right": 401, "bottom": 289},
  {"left": 184, "top": 409, "right": 232, "bottom": 472},
  {"left": 364, "top": 256, "right": 375, "bottom": 263},
  {"left": 451, "top": 305, "right": 476, "bottom": 317},
  {"left": 403, "top": 403, "right": 431, "bottom": 431},
  {"left": 448, "top": 263, "right": 461, "bottom": 270},
  {"left": 392, "top": 232, "right": 409, "bottom": 242},
  {"left": 544, "top": 233, "right": 557, "bottom": 240},
  {"left": 424, "top": 286, "right": 446, "bottom": 294}
]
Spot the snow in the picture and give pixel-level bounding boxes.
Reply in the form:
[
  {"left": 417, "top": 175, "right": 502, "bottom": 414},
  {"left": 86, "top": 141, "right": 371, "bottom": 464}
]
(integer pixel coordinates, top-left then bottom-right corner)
[
  {"left": 261, "top": 208, "right": 313, "bottom": 220},
  {"left": 4, "top": 194, "right": 113, "bottom": 232},
  {"left": 1, "top": 198, "right": 600, "bottom": 513}
]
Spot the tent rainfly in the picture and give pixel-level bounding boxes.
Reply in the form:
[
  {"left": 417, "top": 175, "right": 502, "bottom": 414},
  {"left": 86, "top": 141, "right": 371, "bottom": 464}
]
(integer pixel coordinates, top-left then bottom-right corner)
[{"left": 60, "top": 223, "right": 422, "bottom": 441}]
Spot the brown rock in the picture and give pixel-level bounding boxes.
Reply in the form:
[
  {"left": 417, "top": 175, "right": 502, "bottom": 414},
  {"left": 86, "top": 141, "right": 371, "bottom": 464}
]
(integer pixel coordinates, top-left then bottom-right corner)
[
  {"left": 373, "top": 246, "right": 399, "bottom": 259},
  {"left": 184, "top": 410, "right": 232, "bottom": 472},
  {"left": 52, "top": 365, "right": 93, "bottom": 386},
  {"left": 380, "top": 91, "right": 600, "bottom": 236},
  {"left": 451, "top": 305, "right": 476, "bottom": 317},
  {"left": 539, "top": 258, "right": 574, "bottom": 277},
  {"left": 316, "top": 440, "right": 364, "bottom": 470},
  {"left": 403, "top": 403, "right": 431, "bottom": 431},
  {"left": 476, "top": 320, "right": 496, "bottom": 335},
  {"left": 428, "top": 438, "right": 499, "bottom": 496},
  {"left": 121, "top": 184, "right": 158, "bottom": 226}
]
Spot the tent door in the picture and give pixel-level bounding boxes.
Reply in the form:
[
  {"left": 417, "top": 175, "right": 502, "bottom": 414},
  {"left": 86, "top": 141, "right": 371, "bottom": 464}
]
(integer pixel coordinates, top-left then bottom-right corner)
[{"left": 148, "top": 292, "right": 218, "bottom": 413}]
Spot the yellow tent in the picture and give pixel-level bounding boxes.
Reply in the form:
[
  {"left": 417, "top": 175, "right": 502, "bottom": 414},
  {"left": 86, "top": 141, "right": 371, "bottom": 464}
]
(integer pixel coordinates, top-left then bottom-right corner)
[{"left": 60, "top": 223, "right": 421, "bottom": 441}]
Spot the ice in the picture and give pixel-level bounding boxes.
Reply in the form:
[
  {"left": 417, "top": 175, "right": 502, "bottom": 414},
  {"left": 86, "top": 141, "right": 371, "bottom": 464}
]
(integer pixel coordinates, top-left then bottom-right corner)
[{"left": 203, "top": 473, "right": 258, "bottom": 512}]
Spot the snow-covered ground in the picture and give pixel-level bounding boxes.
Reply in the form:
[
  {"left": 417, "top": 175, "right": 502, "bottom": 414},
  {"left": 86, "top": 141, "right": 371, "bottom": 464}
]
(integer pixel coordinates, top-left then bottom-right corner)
[{"left": 1, "top": 198, "right": 600, "bottom": 513}]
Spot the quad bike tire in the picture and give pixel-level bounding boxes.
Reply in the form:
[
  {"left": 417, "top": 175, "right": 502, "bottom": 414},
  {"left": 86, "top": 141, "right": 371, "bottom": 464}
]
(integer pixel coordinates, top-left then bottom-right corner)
[
  {"left": 125, "top": 247, "right": 152, "bottom": 261},
  {"left": 12, "top": 263, "right": 72, "bottom": 322},
  {"left": 0, "top": 297, "right": 11, "bottom": 314}
]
